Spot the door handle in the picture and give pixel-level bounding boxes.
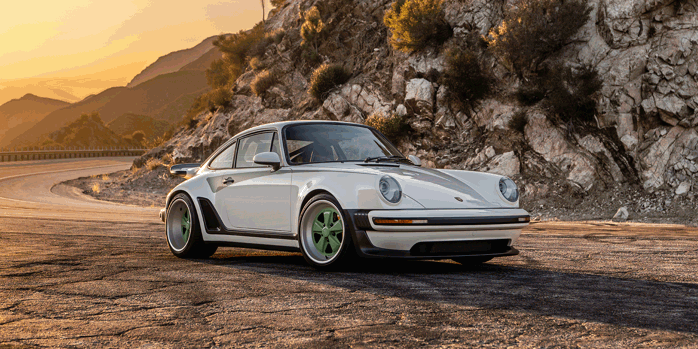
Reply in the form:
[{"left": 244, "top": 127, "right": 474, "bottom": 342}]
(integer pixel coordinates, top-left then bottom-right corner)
[{"left": 223, "top": 177, "right": 234, "bottom": 185}]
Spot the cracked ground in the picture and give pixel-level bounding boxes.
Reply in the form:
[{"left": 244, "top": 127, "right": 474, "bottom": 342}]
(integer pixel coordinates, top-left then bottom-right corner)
[{"left": 1, "top": 218, "right": 697, "bottom": 348}]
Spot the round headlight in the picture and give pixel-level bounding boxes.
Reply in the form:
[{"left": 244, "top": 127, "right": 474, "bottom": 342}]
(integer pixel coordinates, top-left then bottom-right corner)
[
  {"left": 379, "top": 176, "right": 402, "bottom": 203},
  {"left": 499, "top": 177, "right": 519, "bottom": 202}
]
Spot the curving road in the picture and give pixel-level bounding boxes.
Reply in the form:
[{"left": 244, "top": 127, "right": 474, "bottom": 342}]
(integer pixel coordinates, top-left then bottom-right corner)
[{"left": 0, "top": 158, "right": 697, "bottom": 347}]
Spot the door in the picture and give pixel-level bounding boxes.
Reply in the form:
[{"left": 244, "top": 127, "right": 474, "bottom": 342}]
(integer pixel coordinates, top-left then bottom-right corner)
[{"left": 213, "top": 132, "right": 292, "bottom": 233}]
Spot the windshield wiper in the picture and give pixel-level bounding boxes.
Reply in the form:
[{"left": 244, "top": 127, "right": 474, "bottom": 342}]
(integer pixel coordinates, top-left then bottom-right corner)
[{"left": 364, "top": 155, "right": 410, "bottom": 164}]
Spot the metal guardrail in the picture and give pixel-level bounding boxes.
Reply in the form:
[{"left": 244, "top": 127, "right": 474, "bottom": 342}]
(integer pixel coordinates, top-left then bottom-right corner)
[{"left": 0, "top": 147, "right": 147, "bottom": 162}]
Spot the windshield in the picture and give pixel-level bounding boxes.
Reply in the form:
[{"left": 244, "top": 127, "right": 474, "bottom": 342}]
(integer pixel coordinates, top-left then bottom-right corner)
[{"left": 284, "top": 123, "right": 404, "bottom": 164}]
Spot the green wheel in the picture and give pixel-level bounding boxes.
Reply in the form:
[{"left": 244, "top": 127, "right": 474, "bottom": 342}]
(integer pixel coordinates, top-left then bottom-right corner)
[
  {"left": 166, "top": 193, "right": 217, "bottom": 258},
  {"left": 298, "top": 194, "right": 355, "bottom": 269}
]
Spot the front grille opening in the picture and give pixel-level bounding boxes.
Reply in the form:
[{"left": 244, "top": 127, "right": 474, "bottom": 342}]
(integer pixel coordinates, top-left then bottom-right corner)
[
  {"left": 353, "top": 211, "right": 371, "bottom": 229},
  {"left": 410, "top": 239, "right": 510, "bottom": 256}
]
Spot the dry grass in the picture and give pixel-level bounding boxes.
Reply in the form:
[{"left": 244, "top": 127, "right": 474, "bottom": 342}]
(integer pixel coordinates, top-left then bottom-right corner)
[
  {"left": 101, "top": 174, "right": 110, "bottom": 181},
  {"left": 146, "top": 158, "right": 164, "bottom": 171},
  {"left": 91, "top": 182, "right": 101, "bottom": 194}
]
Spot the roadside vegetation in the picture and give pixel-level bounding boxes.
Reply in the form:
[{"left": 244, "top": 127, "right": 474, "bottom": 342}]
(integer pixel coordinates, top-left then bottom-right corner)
[
  {"left": 384, "top": 0, "right": 451, "bottom": 53},
  {"left": 308, "top": 64, "right": 351, "bottom": 100}
]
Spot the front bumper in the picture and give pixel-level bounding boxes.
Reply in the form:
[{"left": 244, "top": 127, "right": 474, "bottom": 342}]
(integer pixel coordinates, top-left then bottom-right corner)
[{"left": 345, "top": 208, "right": 529, "bottom": 259}]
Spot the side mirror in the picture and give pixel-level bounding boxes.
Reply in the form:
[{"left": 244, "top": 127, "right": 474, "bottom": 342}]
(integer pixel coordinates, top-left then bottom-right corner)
[
  {"left": 169, "top": 163, "right": 201, "bottom": 179},
  {"left": 408, "top": 155, "right": 421, "bottom": 167},
  {"left": 253, "top": 152, "right": 281, "bottom": 171}
]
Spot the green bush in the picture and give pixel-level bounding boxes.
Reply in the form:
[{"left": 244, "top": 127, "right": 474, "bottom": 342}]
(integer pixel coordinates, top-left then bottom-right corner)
[
  {"left": 486, "top": 0, "right": 591, "bottom": 77},
  {"left": 365, "top": 112, "right": 408, "bottom": 142},
  {"left": 308, "top": 64, "right": 351, "bottom": 100},
  {"left": 383, "top": 0, "right": 451, "bottom": 53},
  {"left": 544, "top": 64, "right": 602, "bottom": 124},
  {"left": 440, "top": 46, "right": 492, "bottom": 105},
  {"left": 251, "top": 70, "right": 279, "bottom": 96}
]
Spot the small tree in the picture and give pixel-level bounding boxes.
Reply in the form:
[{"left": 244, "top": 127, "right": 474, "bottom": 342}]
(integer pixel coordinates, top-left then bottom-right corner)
[
  {"left": 300, "top": 6, "right": 325, "bottom": 52},
  {"left": 486, "top": 0, "right": 591, "bottom": 77},
  {"left": 383, "top": 0, "right": 451, "bottom": 53}
]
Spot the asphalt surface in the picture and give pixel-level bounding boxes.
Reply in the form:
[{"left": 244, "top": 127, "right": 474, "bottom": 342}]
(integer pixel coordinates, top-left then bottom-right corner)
[{"left": 1, "top": 158, "right": 697, "bottom": 348}]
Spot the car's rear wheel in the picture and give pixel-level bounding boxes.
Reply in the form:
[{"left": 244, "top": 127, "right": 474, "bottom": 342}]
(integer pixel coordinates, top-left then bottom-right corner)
[
  {"left": 298, "top": 194, "right": 355, "bottom": 269},
  {"left": 166, "top": 193, "right": 217, "bottom": 258},
  {"left": 452, "top": 256, "right": 494, "bottom": 265}
]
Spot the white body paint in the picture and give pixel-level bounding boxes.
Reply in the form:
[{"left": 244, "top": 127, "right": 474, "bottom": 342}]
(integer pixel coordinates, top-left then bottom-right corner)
[{"left": 164, "top": 121, "right": 529, "bottom": 254}]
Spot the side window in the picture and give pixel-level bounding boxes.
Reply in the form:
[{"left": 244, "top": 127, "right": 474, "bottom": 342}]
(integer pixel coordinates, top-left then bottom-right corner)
[
  {"left": 235, "top": 133, "right": 274, "bottom": 168},
  {"left": 209, "top": 142, "right": 236, "bottom": 169},
  {"left": 270, "top": 133, "right": 281, "bottom": 158}
]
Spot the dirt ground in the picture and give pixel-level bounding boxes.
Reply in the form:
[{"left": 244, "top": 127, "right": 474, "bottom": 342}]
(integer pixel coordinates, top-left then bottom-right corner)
[
  {"left": 66, "top": 165, "right": 698, "bottom": 226},
  {"left": 1, "top": 218, "right": 697, "bottom": 348}
]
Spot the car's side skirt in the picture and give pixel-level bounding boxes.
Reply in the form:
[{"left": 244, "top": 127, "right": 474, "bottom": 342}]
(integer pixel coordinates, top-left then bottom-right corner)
[{"left": 197, "top": 197, "right": 296, "bottom": 240}]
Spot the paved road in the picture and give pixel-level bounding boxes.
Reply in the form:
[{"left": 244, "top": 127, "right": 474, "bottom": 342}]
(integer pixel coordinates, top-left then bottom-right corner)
[{"left": 1, "top": 159, "right": 697, "bottom": 348}]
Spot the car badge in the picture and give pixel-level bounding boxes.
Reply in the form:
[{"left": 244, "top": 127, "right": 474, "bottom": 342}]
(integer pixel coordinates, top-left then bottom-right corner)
[{"left": 455, "top": 197, "right": 463, "bottom": 202}]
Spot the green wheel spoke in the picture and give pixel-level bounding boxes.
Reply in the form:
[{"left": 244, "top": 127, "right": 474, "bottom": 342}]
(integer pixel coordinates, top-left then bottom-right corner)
[
  {"left": 312, "top": 221, "right": 324, "bottom": 233},
  {"left": 323, "top": 211, "right": 331, "bottom": 227},
  {"left": 317, "top": 237, "right": 328, "bottom": 253},
  {"left": 329, "top": 220, "right": 342, "bottom": 232},
  {"left": 327, "top": 234, "right": 341, "bottom": 252}
]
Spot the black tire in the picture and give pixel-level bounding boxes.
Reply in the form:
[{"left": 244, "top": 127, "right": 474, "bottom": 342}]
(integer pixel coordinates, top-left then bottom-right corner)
[
  {"left": 166, "top": 193, "right": 217, "bottom": 258},
  {"left": 298, "top": 194, "right": 356, "bottom": 270},
  {"left": 452, "top": 256, "right": 494, "bottom": 265}
]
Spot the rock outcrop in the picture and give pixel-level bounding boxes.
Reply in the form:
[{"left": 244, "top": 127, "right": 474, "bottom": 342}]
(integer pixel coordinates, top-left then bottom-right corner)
[{"left": 140, "top": 0, "right": 698, "bottom": 203}]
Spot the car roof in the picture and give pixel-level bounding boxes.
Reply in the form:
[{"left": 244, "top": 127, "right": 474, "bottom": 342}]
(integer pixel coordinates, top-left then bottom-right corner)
[{"left": 230, "top": 120, "right": 368, "bottom": 139}]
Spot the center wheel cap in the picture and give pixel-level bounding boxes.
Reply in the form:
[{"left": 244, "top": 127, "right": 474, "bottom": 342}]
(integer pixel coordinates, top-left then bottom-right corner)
[{"left": 322, "top": 227, "right": 329, "bottom": 237}]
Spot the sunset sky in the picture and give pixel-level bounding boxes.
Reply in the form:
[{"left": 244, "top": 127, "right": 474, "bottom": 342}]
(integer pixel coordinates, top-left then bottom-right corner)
[{"left": 0, "top": 0, "right": 270, "bottom": 104}]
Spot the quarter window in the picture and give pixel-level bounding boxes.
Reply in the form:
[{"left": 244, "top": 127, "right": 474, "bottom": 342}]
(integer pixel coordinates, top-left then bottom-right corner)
[
  {"left": 209, "top": 142, "right": 236, "bottom": 169},
  {"left": 235, "top": 132, "right": 274, "bottom": 168}
]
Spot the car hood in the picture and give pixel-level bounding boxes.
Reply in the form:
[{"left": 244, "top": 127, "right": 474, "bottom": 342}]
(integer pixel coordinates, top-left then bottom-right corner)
[{"left": 293, "top": 163, "right": 505, "bottom": 209}]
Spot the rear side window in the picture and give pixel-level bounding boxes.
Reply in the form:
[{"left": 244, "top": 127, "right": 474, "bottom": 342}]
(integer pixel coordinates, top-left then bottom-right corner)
[
  {"left": 236, "top": 132, "right": 274, "bottom": 168},
  {"left": 209, "top": 142, "right": 236, "bottom": 169}
]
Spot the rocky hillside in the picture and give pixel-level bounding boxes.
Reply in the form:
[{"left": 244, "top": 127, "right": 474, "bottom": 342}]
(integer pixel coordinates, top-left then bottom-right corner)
[{"left": 138, "top": 0, "right": 698, "bottom": 222}]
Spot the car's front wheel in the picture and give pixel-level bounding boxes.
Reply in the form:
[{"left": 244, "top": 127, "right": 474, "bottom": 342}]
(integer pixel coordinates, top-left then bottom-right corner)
[
  {"left": 298, "top": 194, "right": 355, "bottom": 269},
  {"left": 166, "top": 193, "right": 217, "bottom": 258}
]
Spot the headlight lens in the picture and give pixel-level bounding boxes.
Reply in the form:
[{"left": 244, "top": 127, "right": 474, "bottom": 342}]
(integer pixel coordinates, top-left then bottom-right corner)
[
  {"left": 499, "top": 177, "right": 519, "bottom": 202},
  {"left": 379, "top": 176, "right": 402, "bottom": 203}
]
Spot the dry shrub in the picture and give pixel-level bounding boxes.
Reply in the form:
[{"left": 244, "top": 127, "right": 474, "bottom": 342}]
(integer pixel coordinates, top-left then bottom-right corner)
[
  {"left": 508, "top": 109, "right": 528, "bottom": 133},
  {"left": 544, "top": 64, "right": 602, "bottom": 124},
  {"left": 308, "top": 64, "right": 351, "bottom": 100},
  {"left": 384, "top": 0, "right": 451, "bottom": 53},
  {"left": 441, "top": 46, "right": 492, "bottom": 106},
  {"left": 249, "top": 57, "right": 265, "bottom": 71},
  {"left": 146, "top": 158, "right": 164, "bottom": 171},
  {"left": 300, "top": 6, "right": 325, "bottom": 51},
  {"left": 162, "top": 153, "right": 173, "bottom": 166},
  {"left": 486, "top": 0, "right": 591, "bottom": 77},
  {"left": 365, "top": 112, "right": 408, "bottom": 143},
  {"left": 251, "top": 70, "right": 279, "bottom": 96},
  {"left": 101, "top": 174, "right": 110, "bottom": 181},
  {"left": 91, "top": 182, "right": 101, "bottom": 194}
]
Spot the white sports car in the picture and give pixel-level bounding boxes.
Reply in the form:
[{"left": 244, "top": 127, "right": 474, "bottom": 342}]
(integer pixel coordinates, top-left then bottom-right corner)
[{"left": 161, "top": 121, "right": 530, "bottom": 269}]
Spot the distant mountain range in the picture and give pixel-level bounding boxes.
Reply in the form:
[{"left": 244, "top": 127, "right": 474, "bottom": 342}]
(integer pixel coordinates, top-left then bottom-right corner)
[
  {"left": 127, "top": 36, "right": 218, "bottom": 88},
  {"left": 0, "top": 94, "right": 70, "bottom": 148},
  {"left": 0, "top": 37, "right": 222, "bottom": 148}
]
